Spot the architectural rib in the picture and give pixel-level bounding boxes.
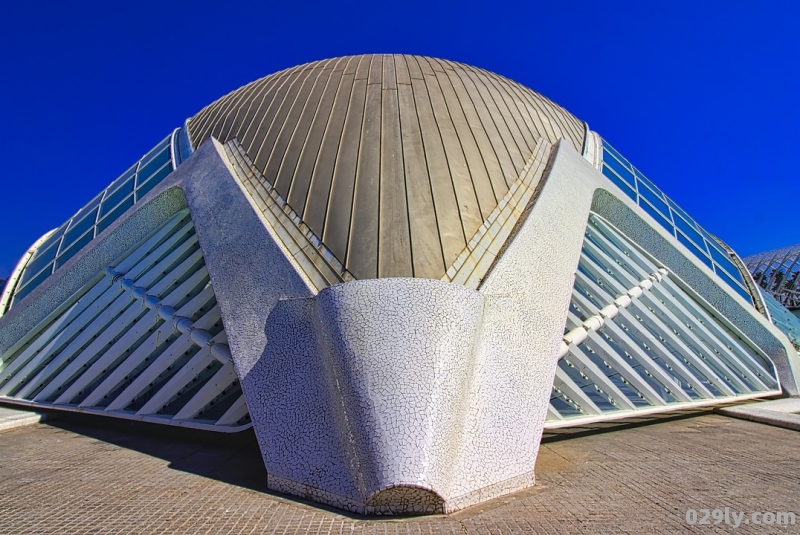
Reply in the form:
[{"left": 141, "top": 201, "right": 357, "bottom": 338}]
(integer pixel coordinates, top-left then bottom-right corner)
[
  {"left": 103, "top": 267, "right": 232, "bottom": 365},
  {"left": 557, "top": 267, "right": 668, "bottom": 358}
]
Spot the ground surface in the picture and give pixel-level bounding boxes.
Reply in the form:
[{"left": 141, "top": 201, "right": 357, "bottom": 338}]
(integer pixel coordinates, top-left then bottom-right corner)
[{"left": 0, "top": 410, "right": 798, "bottom": 534}]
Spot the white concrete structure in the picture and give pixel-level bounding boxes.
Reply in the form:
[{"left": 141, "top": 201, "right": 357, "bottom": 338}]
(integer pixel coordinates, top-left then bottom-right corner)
[{"left": 0, "top": 55, "right": 797, "bottom": 515}]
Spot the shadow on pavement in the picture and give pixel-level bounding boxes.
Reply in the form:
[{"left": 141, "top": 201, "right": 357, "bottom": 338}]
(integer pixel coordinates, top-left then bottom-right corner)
[{"left": 40, "top": 410, "right": 267, "bottom": 493}]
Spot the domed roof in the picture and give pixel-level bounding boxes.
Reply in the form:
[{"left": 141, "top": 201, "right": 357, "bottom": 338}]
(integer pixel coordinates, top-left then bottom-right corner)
[{"left": 187, "top": 54, "right": 585, "bottom": 280}]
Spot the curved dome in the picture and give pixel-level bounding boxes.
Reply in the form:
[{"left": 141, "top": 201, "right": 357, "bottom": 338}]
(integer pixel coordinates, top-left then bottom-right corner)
[{"left": 187, "top": 54, "right": 585, "bottom": 280}]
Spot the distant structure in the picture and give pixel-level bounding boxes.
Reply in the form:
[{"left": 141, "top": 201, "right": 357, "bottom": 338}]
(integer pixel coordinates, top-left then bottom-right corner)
[
  {"left": 0, "top": 55, "right": 797, "bottom": 515},
  {"left": 745, "top": 245, "right": 800, "bottom": 348},
  {"left": 746, "top": 244, "right": 800, "bottom": 315}
]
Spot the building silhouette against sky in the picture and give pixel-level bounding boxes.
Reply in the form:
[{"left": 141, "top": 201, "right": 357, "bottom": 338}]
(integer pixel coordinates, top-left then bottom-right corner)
[{"left": 0, "top": 55, "right": 797, "bottom": 515}]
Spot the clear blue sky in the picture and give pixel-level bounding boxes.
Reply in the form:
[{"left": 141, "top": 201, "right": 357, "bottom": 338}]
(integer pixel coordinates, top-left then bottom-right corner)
[{"left": 1, "top": 1, "right": 798, "bottom": 279}]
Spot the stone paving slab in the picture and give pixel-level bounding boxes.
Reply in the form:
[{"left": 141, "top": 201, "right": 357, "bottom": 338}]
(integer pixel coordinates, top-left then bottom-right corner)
[
  {"left": 0, "top": 406, "right": 50, "bottom": 432},
  {"left": 717, "top": 398, "right": 800, "bottom": 431},
  {"left": 0, "top": 411, "right": 798, "bottom": 534}
]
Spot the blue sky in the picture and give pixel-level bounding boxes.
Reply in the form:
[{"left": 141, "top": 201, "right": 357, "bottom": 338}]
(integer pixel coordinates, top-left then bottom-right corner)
[{"left": 1, "top": 1, "right": 798, "bottom": 279}]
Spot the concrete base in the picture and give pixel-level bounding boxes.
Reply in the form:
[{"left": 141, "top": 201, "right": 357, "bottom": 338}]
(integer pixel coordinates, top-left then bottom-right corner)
[
  {"left": 0, "top": 406, "right": 50, "bottom": 432},
  {"left": 717, "top": 398, "right": 800, "bottom": 431}
]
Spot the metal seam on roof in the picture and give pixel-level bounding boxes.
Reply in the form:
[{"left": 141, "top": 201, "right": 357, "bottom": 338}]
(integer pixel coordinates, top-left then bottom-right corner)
[{"left": 187, "top": 54, "right": 585, "bottom": 280}]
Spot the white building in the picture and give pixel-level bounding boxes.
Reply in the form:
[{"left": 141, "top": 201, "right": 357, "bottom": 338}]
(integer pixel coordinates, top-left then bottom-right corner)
[{"left": 1, "top": 55, "right": 797, "bottom": 515}]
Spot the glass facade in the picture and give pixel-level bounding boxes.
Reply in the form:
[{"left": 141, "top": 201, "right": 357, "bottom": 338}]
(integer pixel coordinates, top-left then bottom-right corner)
[
  {"left": 600, "top": 140, "right": 752, "bottom": 303},
  {"left": 6, "top": 128, "right": 191, "bottom": 309}
]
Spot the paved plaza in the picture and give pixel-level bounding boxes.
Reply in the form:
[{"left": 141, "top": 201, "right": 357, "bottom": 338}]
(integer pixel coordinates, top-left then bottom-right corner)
[{"left": 0, "top": 409, "right": 798, "bottom": 534}]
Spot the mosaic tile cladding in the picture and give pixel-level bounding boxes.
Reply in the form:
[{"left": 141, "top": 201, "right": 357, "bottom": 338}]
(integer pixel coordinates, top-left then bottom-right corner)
[{"left": 1, "top": 55, "right": 798, "bottom": 515}]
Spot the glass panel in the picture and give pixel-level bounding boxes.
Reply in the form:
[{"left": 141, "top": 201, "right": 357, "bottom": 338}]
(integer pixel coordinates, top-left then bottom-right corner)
[
  {"left": 637, "top": 182, "right": 671, "bottom": 218},
  {"left": 602, "top": 142, "right": 631, "bottom": 170},
  {"left": 633, "top": 168, "right": 662, "bottom": 198},
  {"left": 136, "top": 149, "right": 171, "bottom": 186},
  {"left": 33, "top": 224, "right": 68, "bottom": 260},
  {"left": 70, "top": 193, "right": 103, "bottom": 224},
  {"left": 715, "top": 263, "right": 745, "bottom": 286},
  {"left": 666, "top": 197, "right": 698, "bottom": 230},
  {"left": 699, "top": 228, "right": 726, "bottom": 256},
  {"left": 714, "top": 268, "right": 751, "bottom": 302},
  {"left": 135, "top": 162, "right": 172, "bottom": 200},
  {"left": 3, "top": 132, "right": 181, "bottom": 314},
  {"left": 639, "top": 199, "right": 674, "bottom": 233},
  {"left": 672, "top": 213, "right": 706, "bottom": 252},
  {"left": 17, "top": 247, "right": 56, "bottom": 288},
  {"left": 708, "top": 246, "right": 741, "bottom": 282},
  {"left": 550, "top": 393, "right": 583, "bottom": 417},
  {"left": 12, "top": 267, "right": 52, "bottom": 303},
  {"left": 106, "top": 165, "right": 137, "bottom": 195},
  {"left": 178, "top": 127, "right": 193, "bottom": 163},
  {"left": 677, "top": 232, "right": 713, "bottom": 269},
  {"left": 559, "top": 359, "right": 619, "bottom": 412},
  {"left": 99, "top": 181, "right": 134, "bottom": 219},
  {"left": 597, "top": 140, "right": 755, "bottom": 302},
  {"left": 55, "top": 231, "right": 94, "bottom": 270},
  {"left": 761, "top": 290, "right": 800, "bottom": 346},
  {"left": 603, "top": 155, "right": 636, "bottom": 186},
  {"left": 602, "top": 165, "right": 637, "bottom": 200},
  {"left": 62, "top": 208, "right": 98, "bottom": 250},
  {"left": 140, "top": 136, "right": 171, "bottom": 166},
  {"left": 97, "top": 196, "right": 135, "bottom": 234}
]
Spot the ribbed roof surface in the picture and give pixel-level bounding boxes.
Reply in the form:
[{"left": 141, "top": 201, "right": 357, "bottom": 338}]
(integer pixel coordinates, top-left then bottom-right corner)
[{"left": 187, "top": 54, "right": 585, "bottom": 280}]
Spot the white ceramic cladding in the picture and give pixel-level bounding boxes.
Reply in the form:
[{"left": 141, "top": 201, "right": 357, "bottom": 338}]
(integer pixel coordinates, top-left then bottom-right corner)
[
  {"left": 7, "top": 134, "right": 795, "bottom": 516},
  {"left": 136, "top": 137, "right": 795, "bottom": 514},
  {"left": 171, "top": 138, "right": 604, "bottom": 513},
  {"left": 255, "top": 279, "right": 484, "bottom": 514}
]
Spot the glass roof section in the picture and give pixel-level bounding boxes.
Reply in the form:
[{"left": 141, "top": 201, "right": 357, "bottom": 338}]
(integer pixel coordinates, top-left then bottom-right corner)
[
  {"left": 600, "top": 139, "right": 752, "bottom": 304},
  {"left": 5, "top": 128, "right": 192, "bottom": 310}
]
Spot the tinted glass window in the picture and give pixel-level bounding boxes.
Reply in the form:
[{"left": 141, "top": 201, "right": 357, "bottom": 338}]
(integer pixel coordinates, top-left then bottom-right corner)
[
  {"left": 106, "top": 166, "right": 137, "bottom": 195},
  {"left": 71, "top": 193, "right": 103, "bottom": 224},
  {"left": 33, "top": 224, "right": 68, "bottom": 259},
  {"left": 136, "top": 164, "right": 172, "bottom": 200},
  {"left": 673, "top": 213, "right": 706, "bottom": 250},
  {"left": 708, "top": 246, "right": 742, "bottom": 282},
  {"left": 603, "top": 155, "right": 635, "bottom": 186},
  {"left": 62, "top": 209, "right": 98, "bottom": 250},
  {"left": 602, "top": 142, "right": 631, "bottom": 170},
  {"left": 55, "top": 231, "right": 94, "bottom": 269},
  {"left": 17, "top": 247, "right": 56, "bottom": 287},
  {"left": 12, "top": 268, "right": 52, "bottom": 303},
  {"left": 137, "top": 150, "right": 171, "bottom": 186},
  {"left": 677, "top": 232, "right": 713, "bottom": 269},
  {"left": 633, "top": 168, "right": 662, "bottom": 197},
  {"left": 97, "top": 196, "right": 135, "bottom": 234},
  {"left": 640, "top": 200, "right": 674, "bottom": 233},
  {"left": 602, "top": 165, "right": 637, "bottom": 200},
  {"left": 99, "top": 178, "right": 134, "bottom": 219},
  {"left": 601, "top": 139, "right": 751, "bottom": 304},
  {"left": 637, "top": 183, "right": 671, "bottom": 218},
  {"left": 666, "top": 197, "right": 697, "bottom": 229}
]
